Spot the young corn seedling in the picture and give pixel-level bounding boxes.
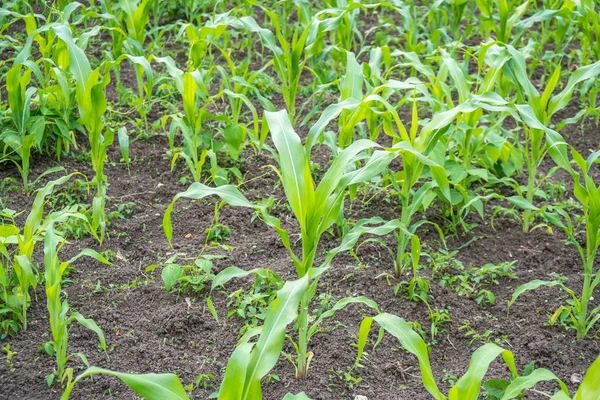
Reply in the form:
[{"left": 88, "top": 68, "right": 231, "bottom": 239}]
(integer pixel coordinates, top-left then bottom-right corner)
[
  {"left": 164, "top": 109, "right": 399, "bottom": 386},
  {"left": 154, "top": 56, "right": 212, "bottom": 183},
  {"left": 310, "top": 1, "right": 403, "bottom": 54},
  {"left": 0, "top": 173, "right": 90, "bottom": 332},
  {"left": 123, "top": 54, "right": 155, "bottom": 132},
  {"left": 509, "top": 145, "right": 600, "bottom": 339},
  {"left": 474, "top": 0, "right": 531, "bottom": 43},
  {"left": 38, "top": 65, "right": 79, "bottom": 160},
  {"left": 444, "top": 0, "right": 471, "bottom": 38},
  {"left": 53, "top": 24, "right": 115, "bottom": 243},
  {"left": 119, "top": 0, "right": 152, "bottom": 55},
  {"left": 229, "top": 13, "right": 313, "bottom": 122},
  {"left": 43, "top": 222, "right": 110, "bottom": 386},
  {"left": 1, "top": 64, "right": 43, "bottom": 194},
  {"left": 180, "top": 15, "right": 273, "bottom": 156},
  {"left": 501, "top": 44, "right": 600, "bottom": 232},
  {"left": 574, "top": 0, "right": 600, "bottom": 65}
]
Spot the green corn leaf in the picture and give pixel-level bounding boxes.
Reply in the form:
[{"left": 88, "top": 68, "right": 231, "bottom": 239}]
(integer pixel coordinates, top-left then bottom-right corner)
[
  {"left": 508, "top": 280, "right": 563, "bottom": 308},
  {"left": 53, "top": 25, "right": 91, "bottom": 87},
  {"left": 211, "top": 266, "right": 273, "bottom": 291},
  {"left": 501, "top": 369, "right": 567, "bottom": 400},
  {"left": 306, "top": 98, "right": 360, "bottom": 150},
  {"left": 124, "top": 54, "right": 154, "bottom": 89},
  {"left": 164, "top": 183, "right": 299, "bottom": 268},
  {"left": 341, "top": 51, "right": 363, "bottom": 101},
  {"left": 72, "top": 312, "right": 106, "bottom": 352},
  {"left": 218, "top": 342, "right": 254, "bottom": 400},
  {"left": 389, "top": 141, "right": 450, "bottom": 201},
  {"left": 441, "top": 51, "right": 469, "bottom": 103},
  {"left": 153, "top": 56, "right": 184, "bottom": 94},
  {"left": 312, "top": 139, "right": 381, "bottom": 227},
  {"left": 503, "top": 46, "right": 540, "bottom": 103},
  {"left": 356, "top": 317, "right": 373, "bottom": 368},
  {"left": 14, "top": 254, "right": 35, "bottom": 290},
  {"left": 540, "top": 65, "right": 561, "bottom": 112},
  {"left": 25, "top": 174, "right": 76, "bottom": 240},
  {"left": 117, "top": 127, "right": 130, "bottom": 167},
  {"left": 207, "top": 297, "right": 219, "bottom": 323},
  {"left": 449, "top": 343, "right": 514, "bottom": 400},
  {"left": 506, "top": 196, "right": 539, "bottom": 211},
  {"left": 551, "top": 392, "right": 572, "bottom": 400},
  {"left": 242, "top": 276, "right": 308, "bottom": 399},
  {"left": 265, "top": 110, "right": 315, "bottom": 231},
  {"left": 182, "top": 72, "right": 197, "bottom": 124},
  {"left": 320, "top": 217, "right": 406, "bottom": 270},
  {"left": 515, "top": 104, "right": 573, "bottom": 174},
  {"left": 308, "top": 296, "right": 380, "bottom": 339},
  {"left": 67, "top": 249, "right": 112, "bottom": 266},
  {"left": 61, "top": 367, "right": 189, "bottom": 400},
  {"left": 163, "top": 183, "right": 253, "bottom": 246},
  {"left": 548, "top": 60, "right": 600, "bottom": 117},
  {"left": 411, "top": 234, "right": 421, "bottom": 272},
  {"left": 373, "top": 313, "right": 444, "bottom": 400}
]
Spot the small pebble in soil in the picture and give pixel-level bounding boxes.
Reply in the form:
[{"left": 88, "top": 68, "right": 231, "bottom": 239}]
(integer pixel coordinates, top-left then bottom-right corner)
[{"left": 354, "top": 396, "right": 368, "bottom": 400}]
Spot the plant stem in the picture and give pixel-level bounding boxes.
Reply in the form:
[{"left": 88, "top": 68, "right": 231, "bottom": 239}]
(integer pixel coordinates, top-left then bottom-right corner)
[
  {"left": 577, "top": 217, "right": 598, "bottom": 339},
  {"left": 577, "top": 259, "right": 592, "bottom": 339},
  {"left": 395, "top": 196, "right": 411, "bottom": 279},
  {"left": 522, "top": 163, "right": 537, "bottom": 232},
  {"left": 296, "top": 290, "right": 309, "bottom": 380}
]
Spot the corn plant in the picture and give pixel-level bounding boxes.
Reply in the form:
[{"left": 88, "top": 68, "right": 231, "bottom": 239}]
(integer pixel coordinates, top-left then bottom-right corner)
[
  {"left": 501, "top": 45, "right": 600, "bottom": 232},
  {"left": 228, "top": 14, "right": 313, "bottom": 122},
  {"left": 1, "top": 64, "right": 43, "bottom": 194},
  {"left": 98, "top": 0, "right": 126, "bottom": 59},
  {"left": 123, "top": 54, "right": 155, "bottom": 131},
  {"left": 53, "top": 24, "right": 115, "bottom": 242},
  {"left": 155, "top": 56, "right": 212, "bottom": 182},
  {"left": 119, "top": 0, "right": 153, "bottom": 54},
  {"left": 0, "top": 173, "right": 90, "bottom": 333},
  {"left": 474, "top": 0, "right": 530, "bottom": 43},
  {"left": 165, "top": 109, "right": 401, "bottom": 383},
  {"left": 574, "top": 0, "right": 600, "bottom": 65},
  {"left": 12, "top": 15, "right": 80, "bottom": 160},
  {"left": 38, "top": 65, "right": 79, "bottom": 160},
  {"left": 444, "top": 0, "right": 471, "bottom": 38},
  {"left": 43, "top": 222, "right": 110, "bottom": 385},
  {"left": 383, "top": 93, "right": 515, "bottom": 277},
  {"left": 509, "top": 145, "right": 600, "bottom": 339},
  {"left": 309, "top": 1, "right": 404, "bottom": 54}
]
